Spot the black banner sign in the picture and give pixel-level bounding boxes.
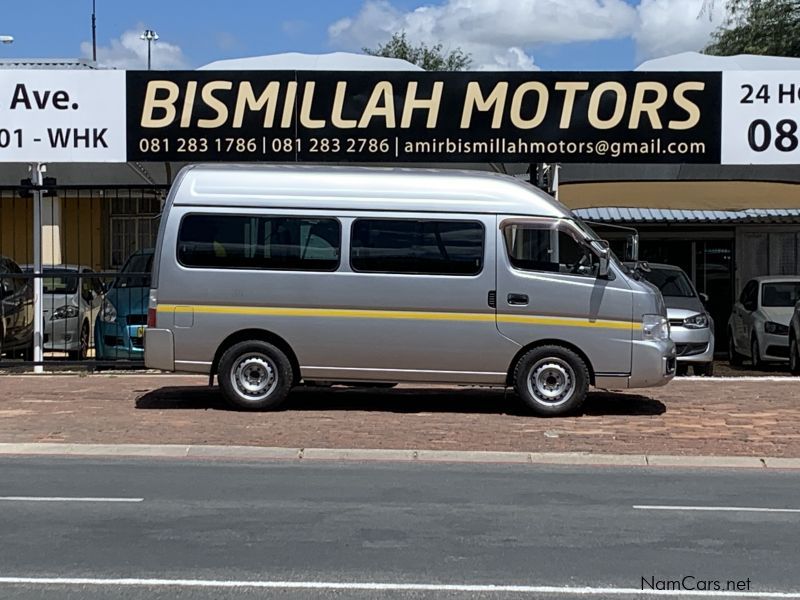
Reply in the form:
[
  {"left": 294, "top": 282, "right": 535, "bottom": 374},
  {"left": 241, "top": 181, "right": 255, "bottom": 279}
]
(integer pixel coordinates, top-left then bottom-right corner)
[{"left": 126, "top": 71, "right": 722, "bottom": 163}]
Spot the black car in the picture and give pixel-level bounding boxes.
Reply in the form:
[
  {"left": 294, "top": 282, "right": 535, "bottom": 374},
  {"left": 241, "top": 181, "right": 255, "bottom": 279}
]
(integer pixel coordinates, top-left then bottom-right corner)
[{"left": 0, "top": 255, "right": 34, "bottom": 359}]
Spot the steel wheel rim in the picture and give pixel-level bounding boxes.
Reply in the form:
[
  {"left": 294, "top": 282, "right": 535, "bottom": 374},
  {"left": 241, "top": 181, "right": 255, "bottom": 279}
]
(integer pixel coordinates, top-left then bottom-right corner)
[
  {"left": 527, "top": 358, "right": 576, "bottom": 407},
  {"left": 231, "top": 353, "right": 278, "bottom": 401}
]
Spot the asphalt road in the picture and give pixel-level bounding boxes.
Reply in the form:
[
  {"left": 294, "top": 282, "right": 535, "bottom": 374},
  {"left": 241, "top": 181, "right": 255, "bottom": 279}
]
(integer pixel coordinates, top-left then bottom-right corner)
[{"left": 0, "top": 457, "right": 798, "bottom": 599}]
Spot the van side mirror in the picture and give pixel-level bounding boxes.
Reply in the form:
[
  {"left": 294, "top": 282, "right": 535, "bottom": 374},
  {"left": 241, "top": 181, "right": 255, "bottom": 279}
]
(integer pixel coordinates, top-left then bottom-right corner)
[{"left": 699, "top": 292, "right": 709, "bottom": 304}]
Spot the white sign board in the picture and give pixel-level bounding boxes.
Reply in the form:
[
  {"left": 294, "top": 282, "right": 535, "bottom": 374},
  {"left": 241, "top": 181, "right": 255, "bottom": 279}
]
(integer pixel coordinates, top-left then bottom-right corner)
[
  {"left": 722, "top": 71, "right": 800, "bottom": 165},
  {"left": 0, "top": 70, "right": 126, "bottom": 162}
]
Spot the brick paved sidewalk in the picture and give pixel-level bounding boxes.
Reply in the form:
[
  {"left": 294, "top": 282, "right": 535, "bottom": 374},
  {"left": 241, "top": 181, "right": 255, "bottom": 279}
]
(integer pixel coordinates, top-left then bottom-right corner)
[{"left": 0, "top": 375, "right": 798, "bottom": 457}]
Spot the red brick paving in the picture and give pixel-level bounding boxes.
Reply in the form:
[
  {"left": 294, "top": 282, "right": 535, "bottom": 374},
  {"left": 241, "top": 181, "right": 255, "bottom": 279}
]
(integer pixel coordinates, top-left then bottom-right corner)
[{"left": 0, "top": 375, "right": 799, "bottom": 457}]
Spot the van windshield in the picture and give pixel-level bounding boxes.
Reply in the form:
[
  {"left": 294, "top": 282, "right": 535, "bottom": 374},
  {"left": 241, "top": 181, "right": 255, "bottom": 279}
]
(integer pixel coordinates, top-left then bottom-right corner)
[
  {"left": 642, "top": 267, "right": 696, "bottom": 298},
  {"left": 571, "top": 218, "right": 623, "bottom": 269}
]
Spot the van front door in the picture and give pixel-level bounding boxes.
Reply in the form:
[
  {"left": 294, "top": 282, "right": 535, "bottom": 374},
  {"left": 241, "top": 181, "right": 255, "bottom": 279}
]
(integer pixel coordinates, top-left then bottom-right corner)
[{"left": 495, "top": 217, "right": 634, "bottom": 376}]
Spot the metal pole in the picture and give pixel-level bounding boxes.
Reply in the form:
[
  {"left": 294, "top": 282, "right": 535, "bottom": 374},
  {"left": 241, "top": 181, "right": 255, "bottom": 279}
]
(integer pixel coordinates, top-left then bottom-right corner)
[
  {"left": 91, "top": 0, "right": 97, "bottom": 62},
  {"left": 31, "top": 163, "right": 45, "bottom": 373},
  {"left": 147, "top": 40, "right": 151, "bottom": 70}
]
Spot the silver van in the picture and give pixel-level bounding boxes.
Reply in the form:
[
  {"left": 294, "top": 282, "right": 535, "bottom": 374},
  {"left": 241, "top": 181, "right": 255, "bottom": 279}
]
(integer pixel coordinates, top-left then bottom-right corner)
[{"left": 145, "top": 165, "right": 675, "bottom": 416}]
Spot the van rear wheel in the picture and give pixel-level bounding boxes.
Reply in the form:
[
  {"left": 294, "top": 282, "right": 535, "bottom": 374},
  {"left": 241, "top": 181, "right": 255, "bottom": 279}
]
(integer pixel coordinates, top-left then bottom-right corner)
[
  {"left": 218, "top": 340, "right": 293, "bottom": 410},
  {"left": 513, "top": 345, "right": 589, "bottom": 417}
]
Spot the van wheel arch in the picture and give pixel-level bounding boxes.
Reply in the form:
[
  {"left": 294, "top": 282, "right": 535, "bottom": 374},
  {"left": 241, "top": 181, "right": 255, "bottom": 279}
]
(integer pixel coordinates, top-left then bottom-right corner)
[
  {"left": 506, "top": 340, "right": 596, "bottom": 388},
  {"left": 211, "top": 329, "right": 300, "bottom": 386}
]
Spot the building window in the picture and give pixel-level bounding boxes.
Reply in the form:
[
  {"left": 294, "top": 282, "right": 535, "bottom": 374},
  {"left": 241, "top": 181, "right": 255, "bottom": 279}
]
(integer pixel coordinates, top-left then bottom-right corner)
[
  {"left": 109, "top": 195, "right": 161, "bottom": 269},
  {"left": 177, "top": 214, "right": 340, "bottom": 271},
  {"left": 350, "top": 218, "right": 484, "bottom": 276}
]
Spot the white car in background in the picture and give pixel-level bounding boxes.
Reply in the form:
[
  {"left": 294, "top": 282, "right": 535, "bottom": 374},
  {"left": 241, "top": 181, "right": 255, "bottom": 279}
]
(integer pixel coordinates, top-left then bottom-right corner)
[{"left": 728, "top": 276, "right": 800, "bottom": 368}]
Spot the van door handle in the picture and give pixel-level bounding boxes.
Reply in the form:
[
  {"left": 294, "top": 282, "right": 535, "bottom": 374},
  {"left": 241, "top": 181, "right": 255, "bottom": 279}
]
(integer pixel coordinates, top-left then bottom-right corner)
[{"left": 507, "top": 293, "right": 529, "bottom": 306}]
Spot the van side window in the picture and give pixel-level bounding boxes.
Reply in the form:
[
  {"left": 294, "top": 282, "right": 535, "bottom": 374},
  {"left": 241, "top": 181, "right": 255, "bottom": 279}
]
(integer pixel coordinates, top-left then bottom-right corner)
[
  {"left": 350, "top": 219, "right": 483, "bottom": 276},
  {"left": 178, "top": 215, "right": 340, "bottom": 271},
  {"left": 504, "top": 224, "right": 598, "bottom": 277}
]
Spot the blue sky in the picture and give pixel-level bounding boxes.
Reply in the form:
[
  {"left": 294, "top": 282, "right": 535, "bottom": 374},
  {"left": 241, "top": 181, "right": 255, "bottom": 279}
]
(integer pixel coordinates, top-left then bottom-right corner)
[{"left": 0, "top": 0, "right": 722, "bottom": 71}]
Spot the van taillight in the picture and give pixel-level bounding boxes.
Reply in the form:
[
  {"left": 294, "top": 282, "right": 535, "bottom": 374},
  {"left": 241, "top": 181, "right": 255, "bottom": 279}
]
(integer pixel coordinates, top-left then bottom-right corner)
[{"left": 147, "top": 307, "right": 157, "bottom": 328}]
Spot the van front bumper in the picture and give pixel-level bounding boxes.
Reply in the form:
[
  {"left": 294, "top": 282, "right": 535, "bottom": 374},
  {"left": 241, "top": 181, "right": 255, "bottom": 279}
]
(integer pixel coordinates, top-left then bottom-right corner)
[
  {"left": 629, "top": 339, "right": 676, "bottom": 388},
  {"left": 597, "top": 339, "right": 676, "bottom": 390},
  {"left": 144, "top": 328, "right": 174, "bottom": 371}
]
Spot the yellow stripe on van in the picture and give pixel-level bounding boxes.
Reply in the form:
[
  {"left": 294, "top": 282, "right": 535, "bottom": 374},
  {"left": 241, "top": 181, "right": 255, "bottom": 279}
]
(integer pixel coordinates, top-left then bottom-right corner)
[
  {"left": 158, "top": 304, "right": 638, "bottom": 330},
  {"left": 498, "top": 314, "right": 638, "bottom": 330}
]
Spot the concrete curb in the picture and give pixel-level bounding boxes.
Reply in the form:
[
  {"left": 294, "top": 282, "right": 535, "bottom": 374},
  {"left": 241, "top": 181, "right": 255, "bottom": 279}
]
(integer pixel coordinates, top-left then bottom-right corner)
[{"left": 0, "top": 443, "right": 799, "bottom": 469}]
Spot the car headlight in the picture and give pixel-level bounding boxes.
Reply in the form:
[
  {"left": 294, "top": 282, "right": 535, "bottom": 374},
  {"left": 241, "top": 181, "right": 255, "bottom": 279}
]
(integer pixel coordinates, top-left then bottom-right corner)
[
  {"left": 100, "top": 299, "right": 117, "bottom": 323},
  {"left": 50, "top": 305, "right": 79, "bottom": 320},
  {"left": 642, "top": 314, "right": 670, "bottom": 341},
  {"left": 683, "top": 313, "right": 709, "bottom": 329},
  {"left": 765, "top": 321, "right": 789, "bottom": 335}
]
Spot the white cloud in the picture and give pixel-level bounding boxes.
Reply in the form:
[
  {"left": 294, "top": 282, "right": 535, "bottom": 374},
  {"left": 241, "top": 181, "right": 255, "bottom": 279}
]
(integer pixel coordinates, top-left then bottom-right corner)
[
  {"left": 328, "top": 0, "right": 639, "bottom": 71},
  {"left": 634, "top": 0, "right": 728, "bottom": 63},
  {"left": 81, "top": 26, "right": 188, "bottom": 70}
]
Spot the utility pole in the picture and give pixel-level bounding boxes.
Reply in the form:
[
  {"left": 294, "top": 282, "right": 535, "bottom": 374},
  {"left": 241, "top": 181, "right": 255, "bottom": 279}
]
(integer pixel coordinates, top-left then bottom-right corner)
[{"left": 91, "top": 0, "right": 97, "bottom": 62}]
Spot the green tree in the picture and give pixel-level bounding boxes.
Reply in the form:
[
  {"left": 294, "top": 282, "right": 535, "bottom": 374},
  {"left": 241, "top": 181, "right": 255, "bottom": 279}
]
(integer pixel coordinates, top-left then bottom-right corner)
[
  {"left": 363, "top": 32, "right": 473, "bottom": 71},
  {"left": 705, "top": 0, "right": 800, "bottom": 57}
]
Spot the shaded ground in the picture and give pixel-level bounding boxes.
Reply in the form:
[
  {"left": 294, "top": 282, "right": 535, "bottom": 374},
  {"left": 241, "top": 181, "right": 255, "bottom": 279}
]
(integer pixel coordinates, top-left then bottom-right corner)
[{"left": 0, "top": 374, "right": 799, "bottom": 457}]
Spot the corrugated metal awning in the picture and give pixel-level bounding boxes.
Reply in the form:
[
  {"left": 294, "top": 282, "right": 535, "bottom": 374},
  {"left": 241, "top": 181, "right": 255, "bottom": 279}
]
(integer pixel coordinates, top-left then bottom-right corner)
[{"left": 573, "top": 207, "right": 800, "bottom": 224}]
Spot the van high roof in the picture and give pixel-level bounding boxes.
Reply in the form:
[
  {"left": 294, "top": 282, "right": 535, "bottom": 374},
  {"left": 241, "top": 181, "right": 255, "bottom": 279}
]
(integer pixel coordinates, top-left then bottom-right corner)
[{"left": 171, "top": 164, "right": 569, "bottom": 218}]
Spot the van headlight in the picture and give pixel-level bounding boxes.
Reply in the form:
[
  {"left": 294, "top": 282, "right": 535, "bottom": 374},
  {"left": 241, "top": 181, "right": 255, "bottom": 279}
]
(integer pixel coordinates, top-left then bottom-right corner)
[
  {"left": 51, "top": 305, "right": 79, "bottom": 320},
  {"left": 642, "top": 314, "right": 669, "bottom": 341},
  {"left": 683, "top": 313, "right": 709, "bottom": 329},
  {"left": 765, "top": 321, "right": 789, "bottom": 335},
  {"left": 100, "top": 299, "right": 117, "bottom": 323}
]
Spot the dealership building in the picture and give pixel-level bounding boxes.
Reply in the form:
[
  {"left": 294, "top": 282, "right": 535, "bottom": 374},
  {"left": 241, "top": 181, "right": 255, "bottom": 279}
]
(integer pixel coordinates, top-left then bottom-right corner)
[{"left": 1, "top": 51, "right": 799, "bottom": 354}]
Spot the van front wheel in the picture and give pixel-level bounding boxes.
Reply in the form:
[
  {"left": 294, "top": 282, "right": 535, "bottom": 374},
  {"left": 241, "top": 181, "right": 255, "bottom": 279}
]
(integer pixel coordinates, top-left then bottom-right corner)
[
  {"left": 513, "top": 345, "right": 589, "bottom": 417},
  {"left": 218, "top": 340, "right": 293, "bottom": 410}
]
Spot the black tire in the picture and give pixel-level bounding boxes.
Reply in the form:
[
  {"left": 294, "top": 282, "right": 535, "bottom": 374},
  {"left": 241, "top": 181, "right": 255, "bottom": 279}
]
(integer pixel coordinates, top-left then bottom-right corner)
[
  {"left": 513, "top": 345, "right": 589, "bottom": 417},
  {"left": 675, "top": 363, "right": 689, "bottom": 376},
  {"left": 728, "top": 330, "right": 743, "bottom": 366},
  {"left": 751, "top": 337, "right": 763, "bottom": 370},
  {"left": 790, "top": 335, "right": 800, "bottom": 376},
  {"left": 218, "top": 340, "right": 293, "bottom": 410},
  {"left": 693, "top": 362, "right": 714, "bottom": 377},
  {"left": 69, "top": 321, "right": 90, "bottom": 361}
]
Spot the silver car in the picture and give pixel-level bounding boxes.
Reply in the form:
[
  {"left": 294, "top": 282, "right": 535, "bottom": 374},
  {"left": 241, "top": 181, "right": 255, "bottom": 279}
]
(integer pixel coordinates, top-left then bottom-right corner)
[
  {"left": 639, "top": 263, "right": 715, "bottom": 376},
  {"left": 728, "top": 276, "right": 800, "bottom": 369},
  {"left": 22, "top": 265, "right": 104, "bottom": 359}
]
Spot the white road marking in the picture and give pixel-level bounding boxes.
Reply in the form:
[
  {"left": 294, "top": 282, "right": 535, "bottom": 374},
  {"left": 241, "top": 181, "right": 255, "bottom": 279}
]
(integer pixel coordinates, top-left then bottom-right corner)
[
  {"left": 680, "top": 376, "right": 795, "bottom": 382},
  {"left": 0, "top": 496, "right": 143, "bottom": 503},
  {"left": 634, "top": 505, "right": 800, "bottom": 513},
  {"left": 0, "top": 577, "right": 796, "bottom": 597}
]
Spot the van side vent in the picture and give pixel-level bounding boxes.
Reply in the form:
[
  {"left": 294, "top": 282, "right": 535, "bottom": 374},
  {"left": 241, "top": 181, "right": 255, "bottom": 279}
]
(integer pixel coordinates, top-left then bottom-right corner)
[{"left": 487, "top": 290, "right": 496, "bottom": 308}]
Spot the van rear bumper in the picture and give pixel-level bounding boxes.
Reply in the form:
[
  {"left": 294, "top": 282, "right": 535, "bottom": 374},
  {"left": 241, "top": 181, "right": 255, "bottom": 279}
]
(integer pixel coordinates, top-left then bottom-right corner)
[
  {"left": 144, "top": 328, "right": 174, "bottom": 371},
  {"left": 596, "top": 339, "right": 676, "bottom": 390}
]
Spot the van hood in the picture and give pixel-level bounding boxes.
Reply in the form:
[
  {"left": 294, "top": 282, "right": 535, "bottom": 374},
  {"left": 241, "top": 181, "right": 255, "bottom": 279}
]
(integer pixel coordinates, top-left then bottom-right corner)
[{"left": 761, "top": 306, "right": 793, "bottom": 326}]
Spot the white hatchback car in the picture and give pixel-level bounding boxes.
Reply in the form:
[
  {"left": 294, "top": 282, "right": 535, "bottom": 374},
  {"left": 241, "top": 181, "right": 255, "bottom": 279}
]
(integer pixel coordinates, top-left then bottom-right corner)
[{"left": 728, "top": 276, "right": 800, "bottom": 368}]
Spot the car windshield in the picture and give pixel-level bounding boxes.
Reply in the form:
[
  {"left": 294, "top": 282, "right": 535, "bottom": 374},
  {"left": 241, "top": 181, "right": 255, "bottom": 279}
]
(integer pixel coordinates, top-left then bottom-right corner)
[
  {"left": 641, "top": 267, "right": 696, "bottom": 297},
  {"left": 22, "top": 268, "right": 78, "bottom": 294},
  {"left": 761, "top": 282, "right": 800, "bottom": 307},
  {"left": 116, "top": 253, "right": 154, "bottom": 288}
]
